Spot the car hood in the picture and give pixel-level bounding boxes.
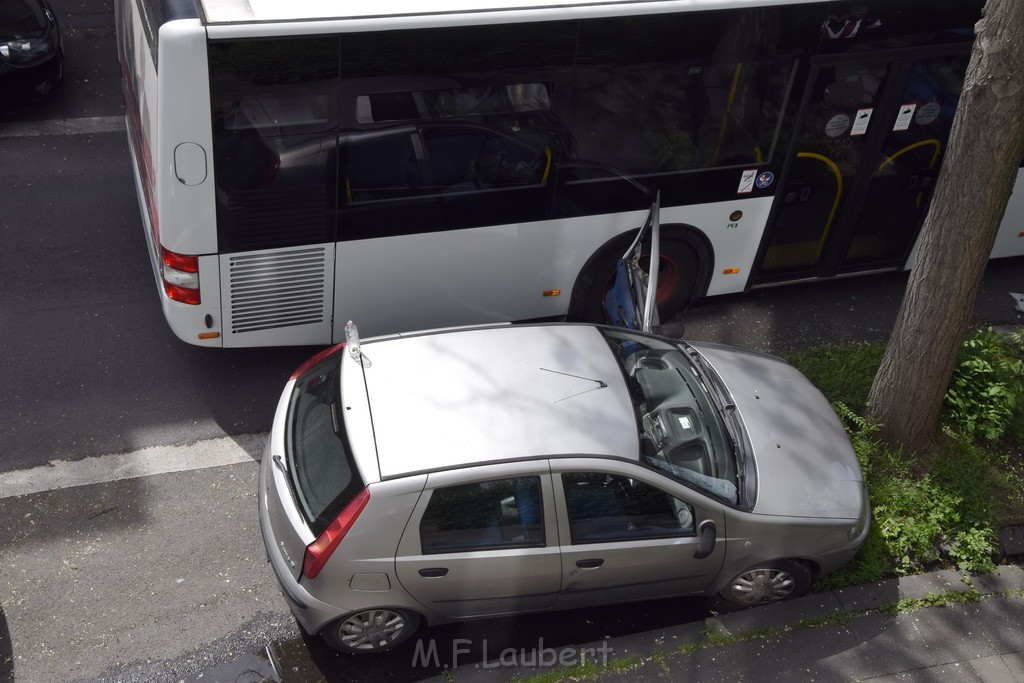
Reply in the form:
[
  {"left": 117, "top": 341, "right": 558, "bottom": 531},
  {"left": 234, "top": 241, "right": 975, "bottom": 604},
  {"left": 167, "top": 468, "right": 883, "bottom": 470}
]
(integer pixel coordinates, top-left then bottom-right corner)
[{"left": 688, "top": 342, "right": 863, "bottom": 520}]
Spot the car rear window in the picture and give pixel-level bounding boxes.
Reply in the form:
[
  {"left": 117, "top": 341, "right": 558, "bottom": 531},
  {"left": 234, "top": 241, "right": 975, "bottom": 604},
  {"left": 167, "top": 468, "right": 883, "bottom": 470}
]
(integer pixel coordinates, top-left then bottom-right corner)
[{"left": 286, "top": 353, "right": 364, "bottom": 536}]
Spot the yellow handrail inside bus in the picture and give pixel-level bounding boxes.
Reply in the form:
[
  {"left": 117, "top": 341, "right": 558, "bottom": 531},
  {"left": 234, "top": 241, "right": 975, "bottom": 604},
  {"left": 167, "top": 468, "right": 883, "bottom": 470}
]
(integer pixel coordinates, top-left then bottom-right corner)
[
  {"left": 541, "top": 147, "right": 553, "bottom": 184},
  {"left": 795, "top": 152, "right": 843, "bottom": 258},
  {"left": 712, "top": 63, "right": 744, "bottom": 164},
  {"left": 877, "top": 138, "right": 942, "bottom": 173},
  {"left": 877, "top": 139, "right": 942, "bottom": 207}
]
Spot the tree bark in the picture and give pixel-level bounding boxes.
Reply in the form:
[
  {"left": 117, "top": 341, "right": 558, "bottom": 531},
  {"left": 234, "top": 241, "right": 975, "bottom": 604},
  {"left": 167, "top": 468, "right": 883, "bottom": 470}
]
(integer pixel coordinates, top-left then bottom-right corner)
[{"left": 866, "top": 0, "right": 1024, "bottom": 448}]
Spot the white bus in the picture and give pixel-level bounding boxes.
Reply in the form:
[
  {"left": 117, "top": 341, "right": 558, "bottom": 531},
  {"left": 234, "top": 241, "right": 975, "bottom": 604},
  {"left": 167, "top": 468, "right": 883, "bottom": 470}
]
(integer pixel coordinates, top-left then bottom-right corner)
[{"left": 115, "top": 0, "right": 1024, "bottom": 347}]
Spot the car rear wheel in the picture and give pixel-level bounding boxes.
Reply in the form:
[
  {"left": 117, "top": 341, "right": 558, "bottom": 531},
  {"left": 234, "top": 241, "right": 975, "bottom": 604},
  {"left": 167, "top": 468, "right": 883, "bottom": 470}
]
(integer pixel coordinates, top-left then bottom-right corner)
[
  {"left": 321, "top": 608, "right": 421, "bottom": 654},
  {"left": 718, "top": 560, "right": 811, "bottom": 606}
]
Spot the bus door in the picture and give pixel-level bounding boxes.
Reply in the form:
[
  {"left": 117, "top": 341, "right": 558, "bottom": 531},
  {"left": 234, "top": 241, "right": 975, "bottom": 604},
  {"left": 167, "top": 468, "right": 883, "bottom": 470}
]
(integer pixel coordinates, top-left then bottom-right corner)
[{"left": 755, "top": 48, "right": 970, "bottom": 282}]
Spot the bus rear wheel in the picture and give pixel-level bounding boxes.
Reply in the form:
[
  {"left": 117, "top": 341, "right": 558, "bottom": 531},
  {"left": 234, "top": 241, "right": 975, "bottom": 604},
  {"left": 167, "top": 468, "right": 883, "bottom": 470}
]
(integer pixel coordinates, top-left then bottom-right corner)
[{"left": 576, "top": 237, "right": 700, "bottom": 325}]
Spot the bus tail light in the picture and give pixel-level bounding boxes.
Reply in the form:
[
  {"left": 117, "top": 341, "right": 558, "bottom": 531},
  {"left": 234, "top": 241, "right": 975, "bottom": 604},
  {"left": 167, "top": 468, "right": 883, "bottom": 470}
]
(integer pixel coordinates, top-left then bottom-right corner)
[
  {"left": 161, "top": 248, "right": 200, "bottom": 305},
  {"left": 303, "top": 488, "right": 370, "bottom": 580}
]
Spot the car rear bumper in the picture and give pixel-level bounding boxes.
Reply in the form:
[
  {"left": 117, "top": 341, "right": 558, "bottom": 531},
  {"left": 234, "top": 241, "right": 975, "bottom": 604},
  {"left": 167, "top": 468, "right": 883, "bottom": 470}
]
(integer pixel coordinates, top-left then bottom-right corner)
[{"left": 257, "top": 444, "right": 345, "bottom": 634}]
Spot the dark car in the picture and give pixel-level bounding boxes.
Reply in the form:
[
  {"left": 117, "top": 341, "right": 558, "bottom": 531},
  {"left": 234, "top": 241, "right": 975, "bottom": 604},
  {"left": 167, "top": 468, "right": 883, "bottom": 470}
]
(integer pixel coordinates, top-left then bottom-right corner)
[{"left": 0, "top": 0, "right": 63, "bottom": 117}]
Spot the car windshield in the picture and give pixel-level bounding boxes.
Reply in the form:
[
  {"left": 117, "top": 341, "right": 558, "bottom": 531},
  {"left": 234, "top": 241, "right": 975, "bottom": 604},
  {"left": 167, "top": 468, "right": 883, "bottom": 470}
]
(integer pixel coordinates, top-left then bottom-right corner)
[
  {"left": 601, "top": 328, "right": 738, "bottom": 504},
  {"left": 0, "top": 0, "right": 46, "bottom": 36}
]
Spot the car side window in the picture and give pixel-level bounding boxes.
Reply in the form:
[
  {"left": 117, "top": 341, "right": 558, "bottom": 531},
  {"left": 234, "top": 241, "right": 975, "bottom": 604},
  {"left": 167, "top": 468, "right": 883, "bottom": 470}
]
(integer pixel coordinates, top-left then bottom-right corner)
[
  {"left": 419, "top": 477, "right": 545, "bottom": 555},
  {"left": 562, "top": 473, "right": 694, "bottom": 544}
]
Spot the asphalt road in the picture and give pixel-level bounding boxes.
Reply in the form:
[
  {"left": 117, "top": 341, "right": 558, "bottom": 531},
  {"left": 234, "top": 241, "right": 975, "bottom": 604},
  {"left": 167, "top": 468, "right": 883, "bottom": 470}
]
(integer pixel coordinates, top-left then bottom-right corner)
[{"left": 1, "top": 2, "right": 1023, "bottom": 681}]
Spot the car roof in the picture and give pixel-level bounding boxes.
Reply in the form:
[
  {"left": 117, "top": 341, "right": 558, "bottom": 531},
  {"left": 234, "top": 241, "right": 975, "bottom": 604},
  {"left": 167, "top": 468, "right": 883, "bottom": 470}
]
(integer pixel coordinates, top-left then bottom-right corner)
[{"left": 341, "top": 324, "right": 641, "bottom": 480}]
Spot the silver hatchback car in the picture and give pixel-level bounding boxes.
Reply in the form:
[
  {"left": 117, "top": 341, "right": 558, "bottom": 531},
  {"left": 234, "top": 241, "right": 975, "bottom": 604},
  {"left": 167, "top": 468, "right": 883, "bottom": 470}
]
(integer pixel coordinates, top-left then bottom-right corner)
[{"left": 258, "top": 321, "right": 869, "bottom": 654}]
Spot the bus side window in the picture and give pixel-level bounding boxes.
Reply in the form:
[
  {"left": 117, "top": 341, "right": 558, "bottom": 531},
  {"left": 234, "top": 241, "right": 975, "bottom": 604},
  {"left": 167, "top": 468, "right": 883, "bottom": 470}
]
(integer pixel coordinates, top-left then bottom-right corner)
[
  {"left": 342, "top": 133, "right": 422, "bottom": 203},
  {"left": 422, "top": 128, "right": 547, "bottom": 193}
]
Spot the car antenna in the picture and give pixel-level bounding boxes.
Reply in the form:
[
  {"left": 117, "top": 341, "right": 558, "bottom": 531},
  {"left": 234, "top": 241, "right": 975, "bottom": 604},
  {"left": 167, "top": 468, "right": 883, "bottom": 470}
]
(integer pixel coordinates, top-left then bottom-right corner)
[{"left": 539, "top": 368, "right": 607, "bottom": 403}]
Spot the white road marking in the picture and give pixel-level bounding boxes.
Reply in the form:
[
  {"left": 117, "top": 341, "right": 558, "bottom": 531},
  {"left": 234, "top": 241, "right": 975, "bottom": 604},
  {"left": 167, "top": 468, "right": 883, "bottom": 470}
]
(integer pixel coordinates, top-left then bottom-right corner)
[
  {"left": 0, "top": 433, "right": 266, "bottom": 499},
  {"left": 0, "top": 115, "right": 126, "bottom": 138}
]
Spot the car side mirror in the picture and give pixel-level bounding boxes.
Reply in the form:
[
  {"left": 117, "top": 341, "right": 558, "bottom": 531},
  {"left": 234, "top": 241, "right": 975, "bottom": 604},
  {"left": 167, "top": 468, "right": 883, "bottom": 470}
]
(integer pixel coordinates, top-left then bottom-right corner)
[{"left": 693, "top": 520, "right": 717, "bottom": 559}]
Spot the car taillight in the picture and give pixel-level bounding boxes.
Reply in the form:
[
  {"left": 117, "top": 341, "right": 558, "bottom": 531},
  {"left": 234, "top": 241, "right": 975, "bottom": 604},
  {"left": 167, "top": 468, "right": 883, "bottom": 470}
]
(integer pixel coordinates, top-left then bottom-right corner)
[
  {"left": 161, "top": 248, "right": 200, "bottom": 305},
  {"left": 303, "top": 487, "right": 370, "bottom": 580}
]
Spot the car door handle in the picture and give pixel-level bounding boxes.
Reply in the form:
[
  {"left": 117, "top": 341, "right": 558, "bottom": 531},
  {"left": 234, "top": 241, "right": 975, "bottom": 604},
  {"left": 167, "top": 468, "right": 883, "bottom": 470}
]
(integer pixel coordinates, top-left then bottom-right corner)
[
  {"left": 418, "top": 567, "right": 449, "bottom": 577},
  {"left": 575, "top": 559, "right": 604, "bottom": 569}
]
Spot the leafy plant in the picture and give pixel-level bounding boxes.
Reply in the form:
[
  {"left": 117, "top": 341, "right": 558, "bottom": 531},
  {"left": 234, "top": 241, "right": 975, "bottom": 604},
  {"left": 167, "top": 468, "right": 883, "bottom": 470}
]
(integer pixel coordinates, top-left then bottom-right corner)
[
  {"left": 943, "top": 327, "right": 1024, "bottom": 443},
  {"left": 948, "top": 526, "right": 997, "bottom": 573},
  {"left": 831, "top": 401, "right": 878, "bottom": 478},
  {"left": 786, "top": 335, "right": 1020, "bottom": 588},
  {"left": 874, "top": 474, "right": 961, "bottom": 574}
]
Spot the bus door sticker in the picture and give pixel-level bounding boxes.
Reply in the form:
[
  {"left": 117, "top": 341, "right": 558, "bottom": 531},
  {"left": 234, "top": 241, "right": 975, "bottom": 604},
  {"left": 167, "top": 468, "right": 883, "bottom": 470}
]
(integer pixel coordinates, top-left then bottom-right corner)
[
  {"left": 850, "top": 108, "right": 873, "bottom": 136},
  {"left": 825, "top": 114, "right": 850, "bottom": 138},
  {"left": 755, "top": 172, "right": 775, "bottom": 189},
  {"left": 737, "top": 169, "right": 757, "bottom": 194},
  {"left": 893, "top": 103, "right": 916, "bottom": 131},
  {"left": 915, "top": 101, "right": 941, "bottom": 126}
]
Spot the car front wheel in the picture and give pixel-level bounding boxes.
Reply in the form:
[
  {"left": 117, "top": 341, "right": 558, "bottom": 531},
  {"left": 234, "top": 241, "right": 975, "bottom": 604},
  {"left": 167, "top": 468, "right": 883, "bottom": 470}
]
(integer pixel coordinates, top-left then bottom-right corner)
[
  {"left": 321, "top": 608, "right": 421, "bottom": 654},
  {"left": 718, "top": 560, "right": 811, "bottom": 606}
]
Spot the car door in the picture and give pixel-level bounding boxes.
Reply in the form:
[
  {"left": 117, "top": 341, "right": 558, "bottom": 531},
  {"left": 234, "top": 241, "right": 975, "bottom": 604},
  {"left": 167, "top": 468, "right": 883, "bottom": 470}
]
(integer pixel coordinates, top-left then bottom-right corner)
[
  {"left": 394, "top": 463, "right": 562, "bottom": 619},
  {"left": 603, "top": 193, "right": 661, "bottom": 333},
  {"left": 551, "top": 458, "right": 726, "bottom": 611}
]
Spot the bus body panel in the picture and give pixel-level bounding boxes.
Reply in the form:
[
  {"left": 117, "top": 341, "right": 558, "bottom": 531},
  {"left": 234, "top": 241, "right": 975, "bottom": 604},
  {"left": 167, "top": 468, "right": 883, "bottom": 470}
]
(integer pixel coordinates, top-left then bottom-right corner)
[
  {"left": 905, "top": 170, "right": 1024, "bottom": 270},
  {"left": 686, "top": 197, "right": 774, "bottom": 297},
  {"left": 157, "top": 19, "right": 216, "bottom": 256},
  {"left": 328, "top": 195, "right": 768, "bottom": 341},
  {"left": 993, "top": 170, "right": 1024, "bottom": 258},
  {"left": 117, "top": 0, "right": 160, "bottom": 274},
  {"left": 117, "top": 0, "right": 1021, "bottom": 347}
]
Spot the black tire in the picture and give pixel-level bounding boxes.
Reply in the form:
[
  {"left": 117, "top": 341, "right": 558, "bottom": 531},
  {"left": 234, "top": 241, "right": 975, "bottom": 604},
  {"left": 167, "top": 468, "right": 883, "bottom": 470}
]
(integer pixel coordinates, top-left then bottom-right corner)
[
  {"left": 718, "top": 560, "right": 812, "bottom": 606},
  {"left": 576, "top": 236, "right": 701, "bottom": 324},
  {"left": 321, "top": 608, "right": 422, "bottom": 654}
]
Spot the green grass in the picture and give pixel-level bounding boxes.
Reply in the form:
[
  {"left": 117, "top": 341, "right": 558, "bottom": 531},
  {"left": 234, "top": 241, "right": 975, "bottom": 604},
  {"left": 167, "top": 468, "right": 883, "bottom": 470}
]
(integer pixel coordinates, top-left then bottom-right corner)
[
  {"left": 783, "top": 342, "right": 885, "bottom": 409},
  {"left": 785, "top": 327, "right": 1024, "bottom": 587}
]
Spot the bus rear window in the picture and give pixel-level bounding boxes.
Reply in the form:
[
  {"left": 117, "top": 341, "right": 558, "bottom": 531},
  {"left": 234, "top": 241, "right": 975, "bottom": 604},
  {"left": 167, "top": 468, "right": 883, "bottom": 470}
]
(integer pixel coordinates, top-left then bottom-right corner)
[{"left": 286, "top": 355, "right": 364, "bottom": 536}]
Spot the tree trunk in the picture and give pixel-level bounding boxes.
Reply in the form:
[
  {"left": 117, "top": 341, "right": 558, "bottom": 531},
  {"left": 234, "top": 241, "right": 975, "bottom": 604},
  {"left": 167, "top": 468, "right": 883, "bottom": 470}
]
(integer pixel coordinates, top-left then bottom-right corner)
[{"left": 866, "top": 0, "right": 1024, "bottom": 448}]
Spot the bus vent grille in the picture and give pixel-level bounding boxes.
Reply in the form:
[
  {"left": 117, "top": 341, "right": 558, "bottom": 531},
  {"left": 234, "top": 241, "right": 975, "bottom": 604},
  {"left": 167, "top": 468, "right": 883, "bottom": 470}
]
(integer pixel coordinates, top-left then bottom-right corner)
[{"left": 227, "top": 247, "right": 330, "bottom": 334}]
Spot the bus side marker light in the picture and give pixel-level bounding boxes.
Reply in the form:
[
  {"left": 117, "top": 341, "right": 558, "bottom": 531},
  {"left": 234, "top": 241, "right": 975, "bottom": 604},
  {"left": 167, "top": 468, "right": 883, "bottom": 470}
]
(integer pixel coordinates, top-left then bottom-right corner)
[
  {"left": 543, "top": 289, "right": 561, "bottom": 297},
  {"left": 723, "top": 268, "right": 741, "bottom": 275},
  {"left": 198, "top": 332, "right": 221, "bottom": 340}
]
